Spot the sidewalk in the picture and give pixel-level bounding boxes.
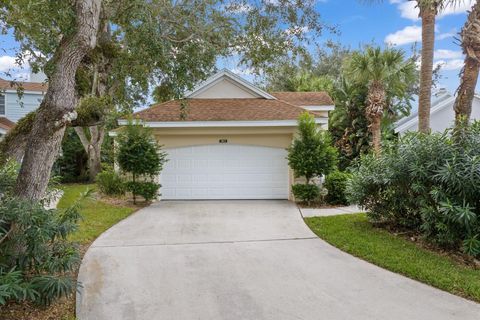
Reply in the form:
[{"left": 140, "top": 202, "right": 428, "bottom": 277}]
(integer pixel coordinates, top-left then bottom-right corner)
[{"left": 300, "top": 205, "right": 365, "bottom": 218}]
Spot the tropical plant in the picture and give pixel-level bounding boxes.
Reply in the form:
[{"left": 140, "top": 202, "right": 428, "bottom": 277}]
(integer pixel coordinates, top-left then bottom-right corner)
[
  {"left": 343, "top": 46, "right": 416, "bottom": 154},
  {"left": 0, "top": 192, "right": 89, "bottom": 306},
  {"left": 53, "top": 127, "right": 89, "bottom": 183},
  {"left": 454, "top": 0, "right": 480, "bottom": 128},
  {"left": 362, "top": 0, "right": 463, "bottom": 133},
  {"left": 347, "top": 122, "right": 480, "bottom": 257},
  {"left": 116, "top": 121, "right": 167, "bottom": 204}
]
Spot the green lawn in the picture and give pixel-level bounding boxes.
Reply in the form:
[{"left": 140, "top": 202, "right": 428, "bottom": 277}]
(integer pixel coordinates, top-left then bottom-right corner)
[
  {"left": 305, "top": 213, "right": 480, "bottom": 302},
  {"left": 58, "top": 184, "right": 136, "bottom": 244}
]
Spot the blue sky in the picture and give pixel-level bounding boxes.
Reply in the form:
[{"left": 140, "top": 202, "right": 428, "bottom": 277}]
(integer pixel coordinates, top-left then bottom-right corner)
[
  {"left": 0, "top": 0, "right": 476, "bottom": 95},
  {"left": 223, "top": 0, "right": 476, "bottom": 94}
]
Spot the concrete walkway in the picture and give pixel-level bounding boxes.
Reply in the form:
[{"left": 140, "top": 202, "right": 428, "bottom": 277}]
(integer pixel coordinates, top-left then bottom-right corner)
[
  {"left": 300, "top": 204, "right": 365, "bottom": 217},
  {"left": 76, "top": 201, "right": 480, "bottom": 320}
]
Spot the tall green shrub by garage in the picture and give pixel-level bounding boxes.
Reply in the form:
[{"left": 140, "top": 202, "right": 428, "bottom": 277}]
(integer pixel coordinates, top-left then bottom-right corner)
[
  {"left": 116, "top": 120, "right": 167, "bottom": 204},
  {"left": 288, "top": 112, "right": 338, "bottom": 204}
]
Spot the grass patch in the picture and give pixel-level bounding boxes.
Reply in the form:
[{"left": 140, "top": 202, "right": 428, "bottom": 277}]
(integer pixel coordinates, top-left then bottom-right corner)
[
  {"left": 305, "top": 213, "right": 480, "bottom": 302},
  {"left": 58, "top": 184, "right": 135, "bottom": 244}
]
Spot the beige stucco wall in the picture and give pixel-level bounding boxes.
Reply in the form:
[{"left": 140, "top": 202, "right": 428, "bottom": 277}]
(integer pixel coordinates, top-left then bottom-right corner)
[{"left": 152, "top": 126, "right": 295, "bottom": 199}]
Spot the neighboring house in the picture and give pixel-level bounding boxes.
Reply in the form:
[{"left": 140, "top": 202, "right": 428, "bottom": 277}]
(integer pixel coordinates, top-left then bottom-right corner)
[
  {"left": 118, "top": 69, "right": 334, "bottom": 200},
  {"left": 0, "top": 76, "right": 47, "bottom": 126},
  {"left": 395, "top": 88, "right": 480, "bottom": 134},
  {"left": 0, "top": 117, "right": 15, "bottom": 139}
]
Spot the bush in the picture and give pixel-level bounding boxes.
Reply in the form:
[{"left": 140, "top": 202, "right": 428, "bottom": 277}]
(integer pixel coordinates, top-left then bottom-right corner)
[
  {"left": 96, "top": 169, "right": 125, "bottom": 196},
  {"left": 0, "top": 193, "right": 88, "bottom": 306},
  {"left": 325, "top": 171, "right": 351, "bottom": 205},
  {"left": 347, "top": 123, "right": 480, "bottom": 257},
  {"left": 288, "top": 112, "right": 338, "bottom": 183},
  {"left": 125, "top": 181, "right": 160, "bottom": 202},
  {"left": 116, "top": 121, "right": 167, "bottom": 204},
  {"left": 292, "top": 183, "right": 320, "bottom": 204}
]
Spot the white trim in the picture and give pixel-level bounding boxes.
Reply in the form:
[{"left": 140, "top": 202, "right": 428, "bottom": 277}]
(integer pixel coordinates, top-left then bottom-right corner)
[
  {"left": 118, "top": 118, "right": 328, "bottom": 128},
  {"left": 302, "top": 105, "right": 335, "bottom": 111},
  {"left": 395, "top": 95, "right": 457, "bottom": 133},
  {"left": 0, "top": 92, "right": 5, "bottom": 116},
  {"left": 185, "top": 69, "right": 276, "bottom": 100},
  {"left": 2, "top": 89, "right": 46, "bottom": 95},
  {"left": 0, "top": 127, "right": 7, "bottom": 135}
]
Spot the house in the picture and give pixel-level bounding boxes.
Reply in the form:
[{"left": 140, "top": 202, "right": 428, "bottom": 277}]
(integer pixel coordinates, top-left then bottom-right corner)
[
  {"left": 0, "top": 117, "right": 15, "bottom": 139},
  {"left": 119, "top": 69, "right": 334, "bottom": 200},
  {"left": 395, "top": 88, "right": 480, "bottom": 134},
  {"left": 0, "top": 75, "right": 47, "bottom": 136}
]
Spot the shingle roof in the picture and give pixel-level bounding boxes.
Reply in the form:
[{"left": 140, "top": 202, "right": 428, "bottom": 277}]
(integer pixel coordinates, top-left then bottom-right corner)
[
  {"left": 0, "top": 117, "right": 15, "bottom": 131},
  {"left": 133, "top": 99, "right": 309, "bottom": 122},
  {"left": 0, "top": 78, "right": 47, "bottom": 92},
  {"left": 270, "top": 92, "right": 333, "bottom": 106}
]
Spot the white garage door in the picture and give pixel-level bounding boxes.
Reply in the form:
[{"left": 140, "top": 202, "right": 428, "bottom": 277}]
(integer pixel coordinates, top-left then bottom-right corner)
[{"left": 160, "top": 144, "right": 289, "bottom": 200}]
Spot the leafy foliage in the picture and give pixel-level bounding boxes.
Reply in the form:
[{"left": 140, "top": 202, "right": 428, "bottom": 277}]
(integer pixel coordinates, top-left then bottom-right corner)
[
  {"left": 347, "top": 123, "right": 480, "bottom": 257},
  {"left": 324, "top": 171, "right": 351, "bottom": 205},
  {"left": 125, "top": 181, "right": 160, "bottom": 202},
  {"left": 53, "top": 128, "right": 89, "bottom": 183},
  {"left": 0, "top": 160, "right": 18, "bottom": 198},
  {"left": 0, "top": 192, "right": 89, "bottom": 306},
  {"left": 116, "top": 121, "right": 167, "bottom": 203},
  {"left": 288, "top": 113, "right": 338, "bottom": 183},
  {"left": 96, "top": 169, "right": 125, "bottom": 197},
  {"left": 292, "top": 183, "right": 320, "bottom": 205}
]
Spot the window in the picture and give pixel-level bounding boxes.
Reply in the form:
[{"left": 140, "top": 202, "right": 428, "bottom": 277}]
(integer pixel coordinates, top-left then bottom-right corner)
[{"left": 0, "top": 94, "right": 4, "bottom": 115}]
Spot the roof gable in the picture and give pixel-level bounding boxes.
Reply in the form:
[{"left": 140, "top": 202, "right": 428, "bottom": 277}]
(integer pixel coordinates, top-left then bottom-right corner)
[{"left": 185, "top": 69, "right": 275, "bottom": 100}]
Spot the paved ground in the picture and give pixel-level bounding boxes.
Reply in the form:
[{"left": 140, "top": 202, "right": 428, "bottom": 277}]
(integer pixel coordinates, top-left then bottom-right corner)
[
  {"left": 77, "top": 201, "right": 480, "bottom": 320},
  {"left": 300, "top": 204, "right": 365, "bottom": 217}
]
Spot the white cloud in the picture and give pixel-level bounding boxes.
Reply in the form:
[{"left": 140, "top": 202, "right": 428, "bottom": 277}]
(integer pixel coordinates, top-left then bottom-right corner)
[
  {"left": 434, "top": 49, "right": 463, "bottom": 59},
  {"left": 434, "top": 59, "right": 464, "bottom": 71},
  {"left": 390, "top": 0, "right": 475, "bottom": 21},
  {"left": 0, "top": 55, "right": 16, "bottom": 72},
  {"left": 385, "top": 25, "right": 422, "bottom": 45}
]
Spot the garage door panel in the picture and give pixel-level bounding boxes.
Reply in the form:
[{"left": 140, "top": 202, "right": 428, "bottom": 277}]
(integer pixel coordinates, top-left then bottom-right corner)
[{"left": 160, "top": 144, "right": 289, "bottom": 200}]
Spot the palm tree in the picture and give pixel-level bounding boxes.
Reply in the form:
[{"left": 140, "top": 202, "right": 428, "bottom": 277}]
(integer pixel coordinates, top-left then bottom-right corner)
[
  {"left": 344, "top": 47, "right": 416, "bottom": 154},
  {"left": 362, "top": 1, "right": 461, "bottom": 133},
  {"left": 454, "top": 0, "right": 480, "bottom": 127}
]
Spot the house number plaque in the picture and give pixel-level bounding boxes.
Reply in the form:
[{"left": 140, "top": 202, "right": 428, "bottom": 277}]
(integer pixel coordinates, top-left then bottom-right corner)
[{"left": 219, "top": 139, "right": 228, "bottom": 143}]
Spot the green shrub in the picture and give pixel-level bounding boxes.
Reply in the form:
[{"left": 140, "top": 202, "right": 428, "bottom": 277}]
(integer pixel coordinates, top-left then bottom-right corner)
[
  {"left": 0, "top": 193, "right": 88, "bottom": 306},
  {"left": 347, "top": 123, "right": 480, "bottom": 257},
  {"left": 288, "top": 112, "right": 338, "bottom": 183},
  {"left": 117, "top": 121, "right": 167, "bottom": 204},
  {"left": 96, "top": 169, "right": 125, "bottom": 196},
  {"left": 325, "top": 171, "right": 351, "bottom": 205},
  {"left": 292, "top": 183, "right": 320, "bottom": 205},
  {"left": 125, "top": 181, "right": 160, "bottom": 202}
]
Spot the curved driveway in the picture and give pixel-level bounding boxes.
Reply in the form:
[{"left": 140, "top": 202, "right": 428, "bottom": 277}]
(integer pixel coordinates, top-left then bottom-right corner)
[{"left": 77, "top": 201, "right": 480, "bottom": 319}]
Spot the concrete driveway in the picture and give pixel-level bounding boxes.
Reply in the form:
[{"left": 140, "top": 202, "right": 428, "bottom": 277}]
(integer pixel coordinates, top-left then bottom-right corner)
[{"left": 77, "top": 201, "right": 480, "bottom": 320}]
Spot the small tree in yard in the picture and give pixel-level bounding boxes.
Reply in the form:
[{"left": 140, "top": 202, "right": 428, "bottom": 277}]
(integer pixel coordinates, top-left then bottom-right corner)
[
  {"left": 288, "top": 113, "right": 338, "bottom": 204},
  {"left": 116, "top": 122, "right": 167, "bottom": 204}
]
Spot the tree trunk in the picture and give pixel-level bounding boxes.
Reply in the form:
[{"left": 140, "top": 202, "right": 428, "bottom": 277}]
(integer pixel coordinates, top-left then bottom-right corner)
[
  {"left": 366, "top": 82, "right": 386, "bottom": 155},
  {"left": 454, "top": 1, "right": 480, "bottom": 128},
  {"left": 418, "top": 5, "right": 436, "bottom": 133},
  {"left": 14, "top": 0, "right": 101, "bottom": 200},
  {"left": 74, "top": 125, "right": 105, "bottom": 182}
]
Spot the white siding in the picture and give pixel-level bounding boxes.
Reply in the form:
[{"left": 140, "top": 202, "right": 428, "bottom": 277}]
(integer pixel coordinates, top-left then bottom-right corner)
[
  {"left": 5, "top": 91, "right": 44, "bottom": 122},
  {"left": 191, "top": 79, "right": 262, "bottom": 99}
]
